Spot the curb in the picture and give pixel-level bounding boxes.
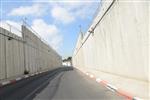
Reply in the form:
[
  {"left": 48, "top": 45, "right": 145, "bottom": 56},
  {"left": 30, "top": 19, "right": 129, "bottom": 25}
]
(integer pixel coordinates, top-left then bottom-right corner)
[
  {"left": 0, "top": 67, "right": 67, "bottom": 88},
  {"left": 78, "top": 69, "right": 143, "bottom": 100},
  {"left": 0, "top": 71, "right": 48, "bottom": 88}
]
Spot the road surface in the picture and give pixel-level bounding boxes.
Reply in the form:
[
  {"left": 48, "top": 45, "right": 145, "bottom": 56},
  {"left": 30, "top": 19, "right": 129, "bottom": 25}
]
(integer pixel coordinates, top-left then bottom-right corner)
[
  {"left": 0, "top": 68, "right": 65, "bottom": 100},
  {"left": 33, "top": 68, "right": 125, "bottom": 100}
]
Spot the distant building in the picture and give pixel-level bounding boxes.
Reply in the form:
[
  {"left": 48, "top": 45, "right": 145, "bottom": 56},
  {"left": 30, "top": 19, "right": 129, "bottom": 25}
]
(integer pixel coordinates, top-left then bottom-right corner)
[{"left": 62, "top": 57, "right": 72, "bottom": 66}]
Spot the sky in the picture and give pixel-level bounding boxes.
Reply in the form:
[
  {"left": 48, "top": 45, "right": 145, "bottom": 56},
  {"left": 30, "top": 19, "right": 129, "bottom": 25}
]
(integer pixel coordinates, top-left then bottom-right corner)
[{"left": 0, "top": 0, "right": 101, "bottom": 59}]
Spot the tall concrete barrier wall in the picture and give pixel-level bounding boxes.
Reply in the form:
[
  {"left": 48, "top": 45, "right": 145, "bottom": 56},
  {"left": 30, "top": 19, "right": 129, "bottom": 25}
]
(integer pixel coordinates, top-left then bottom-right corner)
[
  {"left": 0, "top": 27, "right": 24, "bottom": 79},
  {"left": 0, "top": 25, "right": 62, "bottom": 80},
  {"left": 73, "top": 0, "right": 149, "bottom": 99},
  {"left": 22, "top": 26, "right": 62, "bottom": 73}
]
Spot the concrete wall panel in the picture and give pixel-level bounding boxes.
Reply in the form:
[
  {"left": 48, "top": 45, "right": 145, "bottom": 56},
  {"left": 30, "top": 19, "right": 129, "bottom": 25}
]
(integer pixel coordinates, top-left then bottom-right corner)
[
  {"left": 22, "top": 26, "right": 62, "bottom": 73},
  {"left": 0, "top": 25, "right": 61, "bottom": 80},
  {"left": 0, "top": 31, "right": 6, "bottom": 79},
  {"left": 73, "top": 0, "right": 148, "bottom": 81},
  {"left": 73, "top": 0, "right": 149, "bottom": 98}
]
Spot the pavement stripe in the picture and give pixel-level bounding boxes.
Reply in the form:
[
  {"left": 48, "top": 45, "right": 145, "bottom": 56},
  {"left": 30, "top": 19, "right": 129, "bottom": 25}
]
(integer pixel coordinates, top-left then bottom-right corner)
[
  {"left": 106, "top": 83, "right": 117, "bottom": 92},
  {"left": 96, "top": 78, "right": 102, "bottom": 83},
  {"left": 133, "top": 97, "right": 143, "bottom": 100},
  {"left": 117, "top": 89, "right": 134, "bottom": 100},
  {"left": 24, "top": 75, "right": 29, "bottom": 78},
  {"left": 10, "top": 80, "right": 16, "bottom": 84},
  {"left": 0, "top": 71, "right": 47, "bottom": 87},
  {"left": 100, "top": 80, "right": 108, "bottom": 86},
  {"left": 80, "top": 70, "right": 143, "bottom": 100},
  {"left": 89, "top": 74, "right": 94, "bottom": 78},
  {"left": 30, "top": 74, "right": 34, "bottom": 76},
  {"left": 16, "top": 77, "right": 22, "bottom": 81},
  {"left": 86, "top": 72, "right": 89, "bottom": 76},
  {"left": 35, "top": 73, "right": 38, "bottom": 75},
  {"left": 1, "top": 81, "right": 10, "bottom": 85}
]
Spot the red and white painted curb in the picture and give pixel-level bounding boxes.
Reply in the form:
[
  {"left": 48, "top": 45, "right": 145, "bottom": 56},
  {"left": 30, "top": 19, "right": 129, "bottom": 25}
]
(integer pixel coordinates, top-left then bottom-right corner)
[
  {"left": 0, "top": 71, "right": 47, "bottom": 88},
  {"left": 80, "top": 70, "right": 143, "bottom": 100}
]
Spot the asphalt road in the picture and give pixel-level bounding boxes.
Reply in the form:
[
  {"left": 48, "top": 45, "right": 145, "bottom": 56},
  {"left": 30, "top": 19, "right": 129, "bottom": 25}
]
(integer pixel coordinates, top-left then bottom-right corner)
[
  {"left": 33, "top": 68, "right": 125, "bottom": 100},
  {"left": 0, "top": 68, "right": 70, "bottom": 100}
]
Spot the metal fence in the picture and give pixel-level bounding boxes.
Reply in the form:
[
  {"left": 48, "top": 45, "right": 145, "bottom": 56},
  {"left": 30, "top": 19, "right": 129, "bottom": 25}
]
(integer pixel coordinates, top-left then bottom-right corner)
[{"left": 0, "top": 23, "right": 62, "bottom": 80}]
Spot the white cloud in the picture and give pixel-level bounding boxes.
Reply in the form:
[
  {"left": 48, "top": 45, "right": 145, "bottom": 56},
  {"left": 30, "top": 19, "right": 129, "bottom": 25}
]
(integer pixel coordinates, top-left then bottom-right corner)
[
  {"left": 9, "top": 4, "right": 45, "bottom": 16},
  {"left": 51, "top": 6, "right": 75, "bottom": 24},
  {"left": 32, "top": 0, "right": 99, "bottom": 3},
  {"left": 74, "top": 3, "right": 98, "bottom": 19},
  {"left": 50, "top": 2, "right": 99, "bottom": 24},
  {"left": 8, "top": 1, "right": 99, "bottom": 24},
  {"left": 32, "top": 19, "right": 63, "bottom": 50}
]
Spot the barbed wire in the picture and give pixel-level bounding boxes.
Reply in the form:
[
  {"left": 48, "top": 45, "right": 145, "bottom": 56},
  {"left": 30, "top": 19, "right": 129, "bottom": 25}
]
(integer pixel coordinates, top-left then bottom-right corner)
[
  {"left": 0, "top": 20, "right": 59, "bottom": 56},
  {"left": 85, "top": 0, "right": 102, "bottom": 35},
  {"left": 0, "top": 22, "right": 22, "bottom": 37},
  {"left": 22, "top": 19, "right": 59, "bottom": 56}
]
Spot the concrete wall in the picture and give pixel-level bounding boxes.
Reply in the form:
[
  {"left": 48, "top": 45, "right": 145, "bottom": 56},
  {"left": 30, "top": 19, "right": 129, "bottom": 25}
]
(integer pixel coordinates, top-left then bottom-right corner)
[
  {"left": 0, "top": 27, "right": 25, "bottom": 79},
  {"left": 0, "top": 25, "right": 62, "bottom": 80},
  {"left": 73, "top": 0, "right": 149, "bottom": 99},
  {"left": 0, "top": 29, "right": 6, "bottom": 80}
]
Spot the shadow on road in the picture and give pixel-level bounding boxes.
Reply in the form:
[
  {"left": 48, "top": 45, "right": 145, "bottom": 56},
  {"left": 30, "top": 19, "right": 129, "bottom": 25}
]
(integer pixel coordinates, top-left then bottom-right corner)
[{"left": 0, "top": 67, "right": 74, "bottom": 100}]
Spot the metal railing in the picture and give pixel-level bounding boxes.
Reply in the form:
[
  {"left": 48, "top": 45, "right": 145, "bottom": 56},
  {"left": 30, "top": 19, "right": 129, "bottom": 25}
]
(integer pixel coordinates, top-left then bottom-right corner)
[
  {"left": 23, "top": 21, "right": 58, "bottom": 55},
  {"left": 0, "top": 22, "right": 22, "bottom": 37},
  {"left": 85, "top": 0, "right": 103, "bottom": 36}
]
